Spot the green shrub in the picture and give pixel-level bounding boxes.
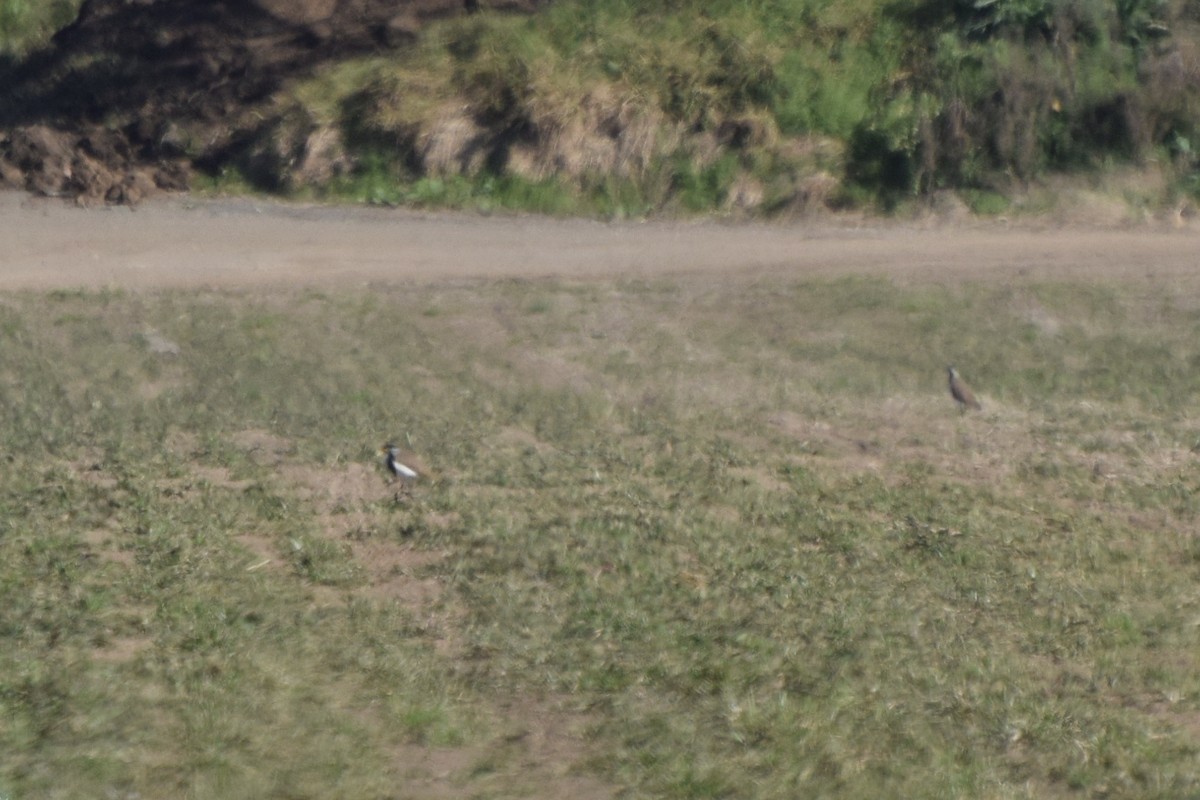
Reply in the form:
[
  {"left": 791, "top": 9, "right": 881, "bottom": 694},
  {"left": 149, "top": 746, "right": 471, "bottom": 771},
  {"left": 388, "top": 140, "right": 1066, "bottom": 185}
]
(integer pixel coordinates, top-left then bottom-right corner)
[
  {"left": 872, "top": 0, "right": 1194, "bottom": 192},
  {"left": 672, "top": 151, "right": 740, "bottom": 211}
]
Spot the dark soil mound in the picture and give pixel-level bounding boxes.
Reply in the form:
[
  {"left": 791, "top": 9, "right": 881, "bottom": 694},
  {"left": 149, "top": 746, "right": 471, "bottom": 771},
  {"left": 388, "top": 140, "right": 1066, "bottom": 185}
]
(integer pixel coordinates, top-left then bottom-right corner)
[{"left": 0, "top": 0, "right": 544, "bottom": 204}]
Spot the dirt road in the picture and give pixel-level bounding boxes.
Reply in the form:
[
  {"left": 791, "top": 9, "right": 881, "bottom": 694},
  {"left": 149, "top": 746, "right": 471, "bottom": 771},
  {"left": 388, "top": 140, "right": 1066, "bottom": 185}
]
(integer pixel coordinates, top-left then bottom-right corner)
[{"left": 5, "top": 191, "right": 1198, "bottom": 290}]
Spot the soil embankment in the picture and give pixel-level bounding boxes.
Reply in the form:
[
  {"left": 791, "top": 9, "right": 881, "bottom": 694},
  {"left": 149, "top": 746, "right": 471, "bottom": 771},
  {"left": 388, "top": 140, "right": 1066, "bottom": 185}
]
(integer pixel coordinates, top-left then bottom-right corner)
[{"left": 0, "top": 0, "right": 543, "bottom": 204}]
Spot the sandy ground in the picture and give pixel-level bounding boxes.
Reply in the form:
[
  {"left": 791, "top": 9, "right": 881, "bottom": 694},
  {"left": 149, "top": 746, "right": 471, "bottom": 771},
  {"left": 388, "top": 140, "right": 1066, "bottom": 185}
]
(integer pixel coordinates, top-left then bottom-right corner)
[{"left": 5, "top": 191, "right": 1200, "bottom": 290}]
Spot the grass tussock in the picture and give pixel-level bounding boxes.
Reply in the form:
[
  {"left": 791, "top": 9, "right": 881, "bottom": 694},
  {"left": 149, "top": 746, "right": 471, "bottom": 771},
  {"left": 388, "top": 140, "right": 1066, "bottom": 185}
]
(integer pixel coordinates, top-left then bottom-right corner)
[{"left": 1, "top": 275, "right": 1199, "bottom": 798}]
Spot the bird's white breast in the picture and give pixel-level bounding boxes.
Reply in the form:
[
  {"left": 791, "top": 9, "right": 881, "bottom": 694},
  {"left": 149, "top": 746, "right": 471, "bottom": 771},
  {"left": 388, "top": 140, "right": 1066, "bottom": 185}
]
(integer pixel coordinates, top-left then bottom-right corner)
[{"left": 390, "top": 458, "right": 419, "bottom": 479}]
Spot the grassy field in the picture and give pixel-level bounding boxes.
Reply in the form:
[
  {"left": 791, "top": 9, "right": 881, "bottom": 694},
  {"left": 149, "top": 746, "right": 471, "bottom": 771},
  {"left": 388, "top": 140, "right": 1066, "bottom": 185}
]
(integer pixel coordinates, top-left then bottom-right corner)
[{"left": 1, "top": 272, "right": 1198, "bottom": 798}]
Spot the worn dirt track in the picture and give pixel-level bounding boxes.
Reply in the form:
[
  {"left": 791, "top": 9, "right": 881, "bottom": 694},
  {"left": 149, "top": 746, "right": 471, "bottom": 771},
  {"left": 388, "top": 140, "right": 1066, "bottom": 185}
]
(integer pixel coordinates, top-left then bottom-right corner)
[{"left": 6, "top": 191, "right": 1199, "bottom": 290}]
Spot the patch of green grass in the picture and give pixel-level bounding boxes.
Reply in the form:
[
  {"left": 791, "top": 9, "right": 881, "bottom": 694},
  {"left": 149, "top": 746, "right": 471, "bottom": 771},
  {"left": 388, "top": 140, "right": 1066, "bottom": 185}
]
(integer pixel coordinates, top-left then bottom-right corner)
[
  {"left": 1, "top": 274, "right": 1198, "bottom": 797},
  {"left": 190, "top": 165, "right": 259, "bottom": 197},
  {"left": 0, "top": 0, "right": 81, "bottom": 55},
  {"left": 324, "top": 151, "right": 581, "bottom": 214},
  {"left": 672, "top": 151, "right": 741, "bottom": 212},
  {"left": 962, "top": 188, "right": 1012, "bottom": 215}
]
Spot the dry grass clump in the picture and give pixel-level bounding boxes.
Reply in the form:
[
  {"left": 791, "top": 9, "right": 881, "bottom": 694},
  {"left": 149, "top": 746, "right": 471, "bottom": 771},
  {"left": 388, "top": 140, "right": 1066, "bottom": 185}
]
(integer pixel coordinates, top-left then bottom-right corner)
[{"left": 342, "top": 48, "right": 676, "bottom": 184}]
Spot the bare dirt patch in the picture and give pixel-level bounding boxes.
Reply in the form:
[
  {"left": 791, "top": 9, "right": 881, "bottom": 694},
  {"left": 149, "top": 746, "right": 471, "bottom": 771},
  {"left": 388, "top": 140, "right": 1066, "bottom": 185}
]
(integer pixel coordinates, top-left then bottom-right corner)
[
  {"left": 482, "top": 696, "right": 614, "bottom": 800},
  {"left": 279, "top": 460, "right": 387, "bottom": 511},
  {"left": 266, "top": 459, "right": 459, "bottom": 633},
  {"left": 230, "top": 428, "right": 294, "bottom": 465},
  {"left": 80, "top": 523, "right": 135, "bottom": 567},
  {"left": 388, "top": 697, "right": 612, "bottom": 799},
  {"left": 91, "top": 634, "right": 154, "bottom": 665}
]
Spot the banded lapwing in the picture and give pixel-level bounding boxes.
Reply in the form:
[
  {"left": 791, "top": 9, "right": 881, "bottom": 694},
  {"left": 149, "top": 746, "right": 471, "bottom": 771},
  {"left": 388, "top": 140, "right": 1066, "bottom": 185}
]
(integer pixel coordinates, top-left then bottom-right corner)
[{"left": 381, "top": 443, "right": 422, "bottom": 496}]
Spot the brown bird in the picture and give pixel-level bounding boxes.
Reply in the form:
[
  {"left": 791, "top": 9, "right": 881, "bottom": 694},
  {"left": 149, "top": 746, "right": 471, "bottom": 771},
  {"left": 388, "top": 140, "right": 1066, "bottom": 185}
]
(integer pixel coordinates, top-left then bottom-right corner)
[{"left": 947, "top": 366, "right": 982, "bottom": 411}]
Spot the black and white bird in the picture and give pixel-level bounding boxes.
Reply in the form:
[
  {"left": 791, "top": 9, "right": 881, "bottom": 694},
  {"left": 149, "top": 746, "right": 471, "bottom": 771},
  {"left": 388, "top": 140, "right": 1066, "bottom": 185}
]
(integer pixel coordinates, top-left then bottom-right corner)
[
  {"left": 947, "top": 366, "right": 982, "bottom": 412},
  {"left": 381, "top": 443, "right": 421, "bottom": 485}
]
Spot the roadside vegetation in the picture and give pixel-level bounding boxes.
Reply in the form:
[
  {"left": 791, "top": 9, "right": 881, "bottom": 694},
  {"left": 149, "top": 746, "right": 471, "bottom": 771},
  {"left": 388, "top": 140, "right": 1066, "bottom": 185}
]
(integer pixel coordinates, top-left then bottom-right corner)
[
  {"left": 1, "top": 274, "right": 1198, "bottom": 798},
  {"left": 4, "top": 0, "right": 1199, "bottom": 216},
  {"left": 247, "top": 0, "right": 1200, "bottom": 216}
]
